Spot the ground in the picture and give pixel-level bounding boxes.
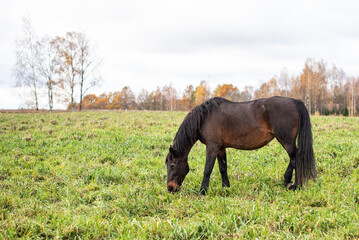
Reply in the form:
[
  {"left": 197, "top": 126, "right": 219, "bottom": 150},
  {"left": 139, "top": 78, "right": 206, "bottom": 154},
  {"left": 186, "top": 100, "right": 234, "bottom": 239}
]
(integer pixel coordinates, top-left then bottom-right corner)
[{"left": 0, "top": 111, "right": 358, "bottom": 239}]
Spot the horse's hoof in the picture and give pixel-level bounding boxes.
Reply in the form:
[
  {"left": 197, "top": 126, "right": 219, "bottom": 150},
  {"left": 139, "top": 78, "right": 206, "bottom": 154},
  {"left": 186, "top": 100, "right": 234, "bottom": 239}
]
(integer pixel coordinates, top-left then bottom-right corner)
[
  {"left": 286, "top": 182, "right": 297, "bottom": 191},
  {"left": 286, "top": 182, "right": 294, "bottom": 189},
  {"left": 199, "top": 189, "right": 206, "bottom": 195}
]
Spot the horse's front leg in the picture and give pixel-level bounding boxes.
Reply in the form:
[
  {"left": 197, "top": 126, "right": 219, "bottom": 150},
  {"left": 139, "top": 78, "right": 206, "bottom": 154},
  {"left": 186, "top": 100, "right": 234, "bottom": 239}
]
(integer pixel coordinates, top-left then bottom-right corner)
[
  {"left": 199, "top": 145, "right": 218, "bottom": 195},
  {"left": 218, "top": 148, "right": 230, "bottom": 187}
]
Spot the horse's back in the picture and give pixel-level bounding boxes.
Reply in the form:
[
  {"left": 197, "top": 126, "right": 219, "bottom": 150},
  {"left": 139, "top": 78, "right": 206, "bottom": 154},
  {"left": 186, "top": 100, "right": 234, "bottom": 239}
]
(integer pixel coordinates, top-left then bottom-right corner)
[
  {"left": 200, "top": 98, "right": 272, "bottom": 149},
  {"left": 199, "top": 96, "right": 299, "bottom": 150}
]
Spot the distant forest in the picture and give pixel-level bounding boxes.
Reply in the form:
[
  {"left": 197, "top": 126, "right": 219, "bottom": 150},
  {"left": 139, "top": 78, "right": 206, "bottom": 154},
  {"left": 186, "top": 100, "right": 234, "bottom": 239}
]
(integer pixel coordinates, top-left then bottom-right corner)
[{"left": 79, "top": 58, "right": 358, "bottom": 116}]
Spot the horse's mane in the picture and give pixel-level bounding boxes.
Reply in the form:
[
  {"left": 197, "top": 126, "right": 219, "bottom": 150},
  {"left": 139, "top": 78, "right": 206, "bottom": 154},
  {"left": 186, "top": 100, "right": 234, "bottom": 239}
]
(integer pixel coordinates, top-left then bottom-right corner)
[{"left": 172, "top": 97, "right": 228, "bottom": 155}]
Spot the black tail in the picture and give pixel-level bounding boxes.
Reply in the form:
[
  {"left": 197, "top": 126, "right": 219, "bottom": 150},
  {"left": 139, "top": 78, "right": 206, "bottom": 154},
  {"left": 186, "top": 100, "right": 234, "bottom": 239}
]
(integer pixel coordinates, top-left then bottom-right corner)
[{"left": 294, "top": 100, "right": 316, "bottom": 186}]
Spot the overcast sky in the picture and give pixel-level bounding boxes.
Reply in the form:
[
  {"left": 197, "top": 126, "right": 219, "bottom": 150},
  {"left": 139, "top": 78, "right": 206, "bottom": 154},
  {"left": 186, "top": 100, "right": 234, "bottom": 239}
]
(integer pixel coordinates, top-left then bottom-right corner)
[{"left": 1, "top": 0, "right": 359, "bottom": 109}]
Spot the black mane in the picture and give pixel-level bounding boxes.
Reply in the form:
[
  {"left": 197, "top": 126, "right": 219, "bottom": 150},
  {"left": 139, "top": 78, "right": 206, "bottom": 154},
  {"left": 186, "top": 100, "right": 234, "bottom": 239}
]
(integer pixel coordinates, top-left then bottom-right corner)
[{"left": 172, "top": 97, "right": 228, "bottom": 155}]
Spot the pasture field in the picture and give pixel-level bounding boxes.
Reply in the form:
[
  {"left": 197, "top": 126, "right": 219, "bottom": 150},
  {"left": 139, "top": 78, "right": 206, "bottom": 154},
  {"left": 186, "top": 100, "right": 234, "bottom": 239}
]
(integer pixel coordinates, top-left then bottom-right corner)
[{"left": 0, "top": 111, "right": 358, "bottom": 239}]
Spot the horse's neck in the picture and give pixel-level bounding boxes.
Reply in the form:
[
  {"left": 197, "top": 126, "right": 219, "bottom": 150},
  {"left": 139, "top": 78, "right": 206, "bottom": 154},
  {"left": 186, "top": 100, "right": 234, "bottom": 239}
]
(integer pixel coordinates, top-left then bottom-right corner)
[
  {"left": 173, "top": 139, "right": 196, "bottom": 157},
  {"left": 173, "top": 128, "right": 198, "bottom": 157}
]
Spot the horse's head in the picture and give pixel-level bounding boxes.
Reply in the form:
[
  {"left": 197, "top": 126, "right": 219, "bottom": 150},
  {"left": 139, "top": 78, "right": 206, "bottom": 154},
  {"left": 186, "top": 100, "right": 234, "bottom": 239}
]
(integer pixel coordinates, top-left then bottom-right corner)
[{"left": 165, "top": 146, "right": 189, "bottom": 193}]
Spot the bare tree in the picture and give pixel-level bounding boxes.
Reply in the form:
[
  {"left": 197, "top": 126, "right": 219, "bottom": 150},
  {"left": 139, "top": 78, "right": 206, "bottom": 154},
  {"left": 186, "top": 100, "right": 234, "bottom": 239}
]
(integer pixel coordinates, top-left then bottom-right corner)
[
  {"left": 347, "top": 77, "right": 358, "bottom": 116},
  {"left": 278, "top": 67, "right": 291, "bottom": 97},
  {"left": 35, "top": 36, "right": 58, "bottom": 112},
  {"left": 75, "top": 33, "right": 102, "bottom": 111},
  {"left": 240, "top": 85, "right": 254, "bottom": 101},
  {"left": 304, "top": 59, "right": 313, "bottom": 114},
  {"left": 329, "top": 65, "right": 346, "bottom": 112},
  {"left": 163, "top": 84, "right": 178, "bottom": 111},
  {"left": 137, "top": 89, "right": 150, "bottom": 110},
  {"left": 13, "top": 16, "right": 40, "bottom": 110}
]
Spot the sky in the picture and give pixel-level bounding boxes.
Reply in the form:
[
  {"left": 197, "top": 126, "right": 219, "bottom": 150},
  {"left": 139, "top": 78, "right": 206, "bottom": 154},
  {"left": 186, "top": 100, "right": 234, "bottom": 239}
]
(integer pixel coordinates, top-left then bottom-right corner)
[{"left": 1, "top": 0, "right": 359, "bottom": 109}]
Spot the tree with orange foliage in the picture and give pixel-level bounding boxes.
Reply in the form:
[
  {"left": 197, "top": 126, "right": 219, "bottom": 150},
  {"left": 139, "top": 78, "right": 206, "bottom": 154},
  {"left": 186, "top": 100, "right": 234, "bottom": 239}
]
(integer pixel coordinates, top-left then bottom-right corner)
[
  {"left": 81, "top": 93, "right": 110, "bottom": 109},
  {"left": 180, "top": 85, "right": 196, "bottom": 110},
  {"left": 254, "top": 78, "right": 280, "bottom": 99},
  {"left": 111, "top": 86, "right": 136, "bottom": 110},
  {"left": 195, "top": 81, "right": 210, "bottom": 106},
  {"left": 95, "top": 93, "right": 110, "bottom": 109},
  {"left": 212, "top": 84, "right": 240, "bottom": 101},
  {"left": 82, "top": 94, "right": 97, "bottom": 109}
]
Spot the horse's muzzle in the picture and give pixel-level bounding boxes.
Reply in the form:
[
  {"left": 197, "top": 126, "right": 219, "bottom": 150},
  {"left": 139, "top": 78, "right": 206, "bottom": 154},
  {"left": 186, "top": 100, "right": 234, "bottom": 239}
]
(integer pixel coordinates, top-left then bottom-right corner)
[{"left": 167, "top": 182, "right": 180, "bottom": 192}]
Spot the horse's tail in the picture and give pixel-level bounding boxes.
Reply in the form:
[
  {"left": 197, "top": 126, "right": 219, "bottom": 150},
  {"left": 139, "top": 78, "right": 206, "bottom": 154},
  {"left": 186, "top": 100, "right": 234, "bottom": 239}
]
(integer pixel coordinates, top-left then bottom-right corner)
[{"left": 294, "top": 100, "right": 316, "bottom": 186}]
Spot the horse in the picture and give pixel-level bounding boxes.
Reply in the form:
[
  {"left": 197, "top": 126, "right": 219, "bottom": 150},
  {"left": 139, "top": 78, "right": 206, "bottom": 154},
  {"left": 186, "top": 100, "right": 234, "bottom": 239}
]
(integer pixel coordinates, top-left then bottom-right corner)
[{"left": 165, "top": 96, "right": 316, "bottom": 195}]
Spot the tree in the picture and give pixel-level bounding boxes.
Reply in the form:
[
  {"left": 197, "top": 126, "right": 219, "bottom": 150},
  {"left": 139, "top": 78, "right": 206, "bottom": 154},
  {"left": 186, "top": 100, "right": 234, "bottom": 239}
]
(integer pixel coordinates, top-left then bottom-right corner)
[
  {"left": 111, "top": 86, "right": 136, "bottom": 110},
  {"left": 148, "top": 87, "right": 164, "bottom": 110},
  {"left": 254, "top": 78, "right": 279, "bottom": 99},
  {"left": 278, "top": 67, "right": 292, "bottom": 97},
  {"left": 137, "top": 89, "right": 150, "bottom": 110},
  {"left": 13, "top": 16, "right": 40, "bottom": 110},
  {"left": 240, "top": 85, "right": 254, "bottom": 101},
  {"left": 35, "top": 36, "right": 58, "bottom": 112},
  {"left": 163, "top": 84, "right": 177, "bottom": 111},
  {"left": 212, "top": 83, "right": 240, "bottom": 101},
  {"left": 53, "top": 33, "right": 80, "bottom": 111},
  {"left": 312, "top": 60, "right": 328, "bottom": 114},
  {"left": 75, "top": 32, "right": 102, "bottom": 111},
  {"left": 95, "top": 93, "right": 110, "bottom": 109},
  {"left": 195, "top": 81, "right": 210, "bottom": 106},
  {"left": 180, "top": 85, "right": 196, "bottom": 110},
  {"left": 82, "top": 94, "right": 98, "bottom": 109},
  {"left": 329, "top": 65, "right": 346, "bottom": 113},
  {"left": 299, "top": 59, "right": 328, "bottom": 114},
  {"left": 345, "top": 77, "right": 359, "bottom": 116}
]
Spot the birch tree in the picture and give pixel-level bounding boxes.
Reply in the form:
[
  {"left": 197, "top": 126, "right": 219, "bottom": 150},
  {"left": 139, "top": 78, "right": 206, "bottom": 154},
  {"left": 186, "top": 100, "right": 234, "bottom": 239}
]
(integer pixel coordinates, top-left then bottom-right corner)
[
  {"left": 75, "top": 33, "right": 102, "bottom": 111},
  {"left": 278, "top": 67, "right": 291, "bottom": 97},
  {"left": 13, "top": 16, "right": 40, "bottom": 110},
  {"left": 53, "top": 33, "right": 79, "bottom": 111},
  {"left": 163, "top": 84, "right": 177, "bottom": 111},
  {"left": 35, "top": 36, "right": 58, "bottom": 112}
]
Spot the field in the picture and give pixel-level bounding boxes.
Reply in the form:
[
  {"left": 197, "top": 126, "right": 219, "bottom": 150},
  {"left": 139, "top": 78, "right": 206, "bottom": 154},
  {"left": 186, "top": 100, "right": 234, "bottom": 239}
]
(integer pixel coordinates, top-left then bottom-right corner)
[{"left": 0, "top": 111, "right": 358, "bottom": 239}]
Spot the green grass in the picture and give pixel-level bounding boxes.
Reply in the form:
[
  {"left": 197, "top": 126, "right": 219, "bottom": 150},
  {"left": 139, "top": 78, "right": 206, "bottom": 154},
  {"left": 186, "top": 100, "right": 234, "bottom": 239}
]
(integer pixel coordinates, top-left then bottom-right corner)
[{"left": 0, "top": 111, "right": 358, "bottom": 239}]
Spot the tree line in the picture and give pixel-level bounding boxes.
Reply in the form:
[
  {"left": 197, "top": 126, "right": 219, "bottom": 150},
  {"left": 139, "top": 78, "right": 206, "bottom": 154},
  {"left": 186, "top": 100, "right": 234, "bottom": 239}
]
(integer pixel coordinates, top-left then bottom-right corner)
[
  {"left": 80, "top": 59, "right": 358, "bottom": 116},
  {"left": 13, "top": 17, "right": 101, "bottom": 112}
]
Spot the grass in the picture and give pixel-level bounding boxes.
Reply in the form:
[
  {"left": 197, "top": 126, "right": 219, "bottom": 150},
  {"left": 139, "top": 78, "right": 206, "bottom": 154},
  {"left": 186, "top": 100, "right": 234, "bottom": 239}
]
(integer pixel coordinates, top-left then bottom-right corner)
[{"left": 0, "top": 111, "right": 358, "bottom": 239}]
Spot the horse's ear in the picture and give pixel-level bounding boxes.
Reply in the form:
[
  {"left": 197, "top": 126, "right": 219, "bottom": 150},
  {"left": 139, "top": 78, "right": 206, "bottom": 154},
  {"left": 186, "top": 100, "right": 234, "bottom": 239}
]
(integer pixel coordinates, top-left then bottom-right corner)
[{"left": 169, "top": 145, "right": 177, "bottom": 157}]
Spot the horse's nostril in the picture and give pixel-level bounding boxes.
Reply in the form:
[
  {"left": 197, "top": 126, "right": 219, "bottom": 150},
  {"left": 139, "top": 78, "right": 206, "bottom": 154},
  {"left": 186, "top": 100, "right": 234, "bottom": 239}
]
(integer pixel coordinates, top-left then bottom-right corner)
[{"left": 168, "top": 185, "right": 174, "bottom": 192}]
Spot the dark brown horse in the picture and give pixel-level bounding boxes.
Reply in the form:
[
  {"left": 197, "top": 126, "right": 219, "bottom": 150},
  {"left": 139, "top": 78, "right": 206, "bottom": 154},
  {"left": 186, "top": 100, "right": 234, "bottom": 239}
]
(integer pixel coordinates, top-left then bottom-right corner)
[{"left": 165, "top": 96, "right": 316, "bottom": 194}]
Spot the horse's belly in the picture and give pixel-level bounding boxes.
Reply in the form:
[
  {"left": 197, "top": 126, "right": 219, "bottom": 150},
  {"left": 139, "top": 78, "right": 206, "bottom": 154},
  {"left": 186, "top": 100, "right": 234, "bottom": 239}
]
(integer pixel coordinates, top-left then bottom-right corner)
[{"left": 223, "top": 130, "right": 274, "bottom": 150}]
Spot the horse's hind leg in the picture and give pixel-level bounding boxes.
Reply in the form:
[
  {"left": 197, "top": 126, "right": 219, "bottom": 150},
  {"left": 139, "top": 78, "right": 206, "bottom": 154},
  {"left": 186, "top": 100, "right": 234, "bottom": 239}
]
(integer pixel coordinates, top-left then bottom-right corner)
[
  {"left": 275, "top": 132, "right": 298, "bottom": 190},
  {"left": 218, "top": 148, "right": 230, "bottom": 187},
  {"left": 282, "top": 142, "right": 298, "bottom": 190}
]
